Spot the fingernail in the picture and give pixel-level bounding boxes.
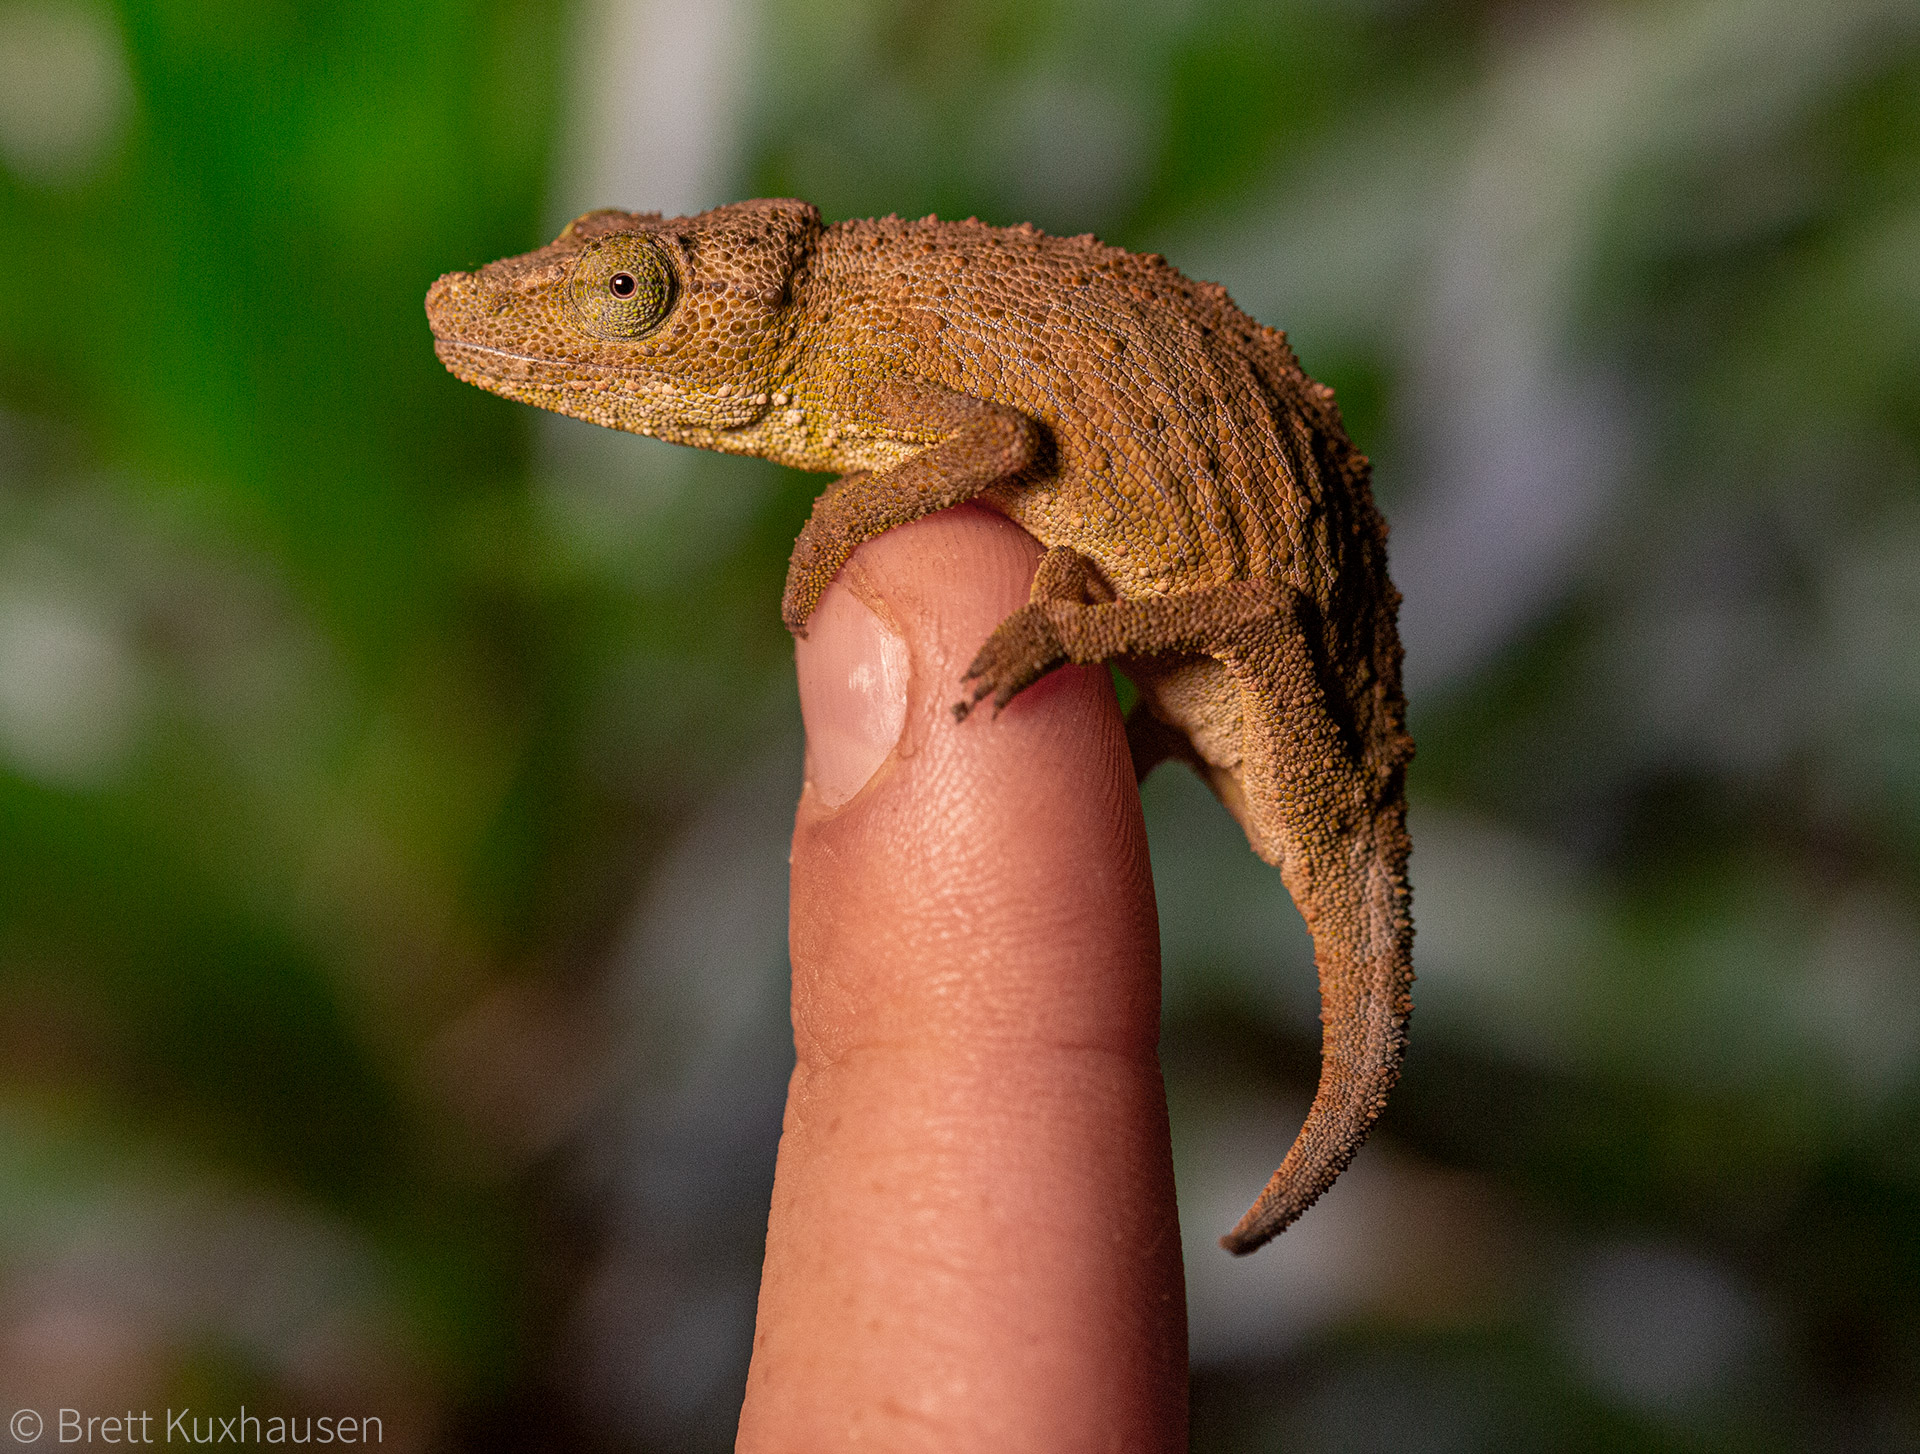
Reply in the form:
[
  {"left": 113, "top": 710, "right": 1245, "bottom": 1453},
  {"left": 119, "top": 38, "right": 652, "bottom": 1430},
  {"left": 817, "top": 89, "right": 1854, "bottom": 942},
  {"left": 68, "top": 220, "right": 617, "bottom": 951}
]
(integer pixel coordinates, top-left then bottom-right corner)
[{"left": 796, "top": 575, "right": 910, "bottom": 808}]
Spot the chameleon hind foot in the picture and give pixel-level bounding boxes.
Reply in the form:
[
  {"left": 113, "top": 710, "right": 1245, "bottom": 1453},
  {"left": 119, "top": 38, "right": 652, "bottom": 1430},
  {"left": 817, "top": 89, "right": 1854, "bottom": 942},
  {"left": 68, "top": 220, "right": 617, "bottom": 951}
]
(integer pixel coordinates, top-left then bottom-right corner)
[
  {"left": 955, "top": 605, "right": 1066, "bottom": 718},
  {"left": 957, "top": 545, "right": 1288, "bottom": 719},
  {"left": 955, "top": 545, "right": 1113, "bottom": 717}
]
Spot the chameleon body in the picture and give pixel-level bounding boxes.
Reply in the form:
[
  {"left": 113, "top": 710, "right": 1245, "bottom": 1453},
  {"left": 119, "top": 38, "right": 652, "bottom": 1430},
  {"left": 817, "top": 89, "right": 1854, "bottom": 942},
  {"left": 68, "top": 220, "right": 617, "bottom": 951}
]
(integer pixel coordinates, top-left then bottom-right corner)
[{"left": 425, "top": 199, "right": 1413, "bottom": 1254}]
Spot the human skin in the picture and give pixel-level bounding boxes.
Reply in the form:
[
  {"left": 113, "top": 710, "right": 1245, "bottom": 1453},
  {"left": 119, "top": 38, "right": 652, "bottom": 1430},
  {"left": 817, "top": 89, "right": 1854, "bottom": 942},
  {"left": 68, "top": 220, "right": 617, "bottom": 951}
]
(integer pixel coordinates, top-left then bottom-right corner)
[{"left": 736, "top": 504, "right": 1188, "bottom": 1453}]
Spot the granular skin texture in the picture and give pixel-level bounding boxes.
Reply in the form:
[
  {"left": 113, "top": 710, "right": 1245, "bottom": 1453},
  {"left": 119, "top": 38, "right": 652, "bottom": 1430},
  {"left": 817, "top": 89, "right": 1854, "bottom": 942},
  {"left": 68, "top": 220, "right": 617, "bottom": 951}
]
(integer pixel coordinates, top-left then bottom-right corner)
[{"left": 426, "top": 199, "right": 1413, "bottom": 1254}]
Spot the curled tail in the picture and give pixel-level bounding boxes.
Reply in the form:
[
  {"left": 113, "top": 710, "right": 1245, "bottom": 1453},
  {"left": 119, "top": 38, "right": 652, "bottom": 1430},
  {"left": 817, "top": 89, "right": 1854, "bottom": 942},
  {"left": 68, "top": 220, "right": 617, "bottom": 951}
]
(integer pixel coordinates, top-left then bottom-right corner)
[
  {"left": 1070, "top": 565, "right": 1412, "bottom": 1256},
  {"left": 1221, "top": 801, "right": 1413, "bottom": 1254}
]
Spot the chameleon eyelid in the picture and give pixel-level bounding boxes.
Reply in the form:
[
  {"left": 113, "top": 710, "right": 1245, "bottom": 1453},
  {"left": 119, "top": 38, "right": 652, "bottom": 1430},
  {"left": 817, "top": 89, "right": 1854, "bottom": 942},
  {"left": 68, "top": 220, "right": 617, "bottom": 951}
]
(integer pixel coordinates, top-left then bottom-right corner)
[{"left": 566, "top": 236, "right": 677, "bottom": 339}]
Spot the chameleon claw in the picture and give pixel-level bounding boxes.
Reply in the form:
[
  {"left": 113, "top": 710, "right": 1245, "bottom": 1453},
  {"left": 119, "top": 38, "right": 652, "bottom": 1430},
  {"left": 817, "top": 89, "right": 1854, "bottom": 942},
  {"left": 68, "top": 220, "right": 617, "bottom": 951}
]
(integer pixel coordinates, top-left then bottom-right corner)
[{"left": 953, "top": 674, "right": 990, "bottom": 722}]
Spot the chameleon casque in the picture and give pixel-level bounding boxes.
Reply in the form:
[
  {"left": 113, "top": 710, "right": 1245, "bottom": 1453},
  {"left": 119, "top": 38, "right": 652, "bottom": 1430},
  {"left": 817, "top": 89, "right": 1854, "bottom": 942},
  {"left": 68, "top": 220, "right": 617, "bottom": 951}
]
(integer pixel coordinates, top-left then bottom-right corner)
[{"left": 425, "top": 199, "right": 1413, "bottom": 1255}]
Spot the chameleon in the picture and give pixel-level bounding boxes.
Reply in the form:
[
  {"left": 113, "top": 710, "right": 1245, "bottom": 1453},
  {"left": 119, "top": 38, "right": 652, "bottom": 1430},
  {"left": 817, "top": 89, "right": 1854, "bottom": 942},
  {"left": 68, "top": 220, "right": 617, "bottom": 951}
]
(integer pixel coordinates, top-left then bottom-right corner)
[{"left": 424, "top": 199, "right": 1413, "bottom": 1255}]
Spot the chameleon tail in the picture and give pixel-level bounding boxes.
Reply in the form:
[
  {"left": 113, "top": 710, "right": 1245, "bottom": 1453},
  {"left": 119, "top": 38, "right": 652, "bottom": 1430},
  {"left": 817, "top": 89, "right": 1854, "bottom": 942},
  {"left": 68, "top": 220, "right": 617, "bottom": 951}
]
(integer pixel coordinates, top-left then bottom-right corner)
[
  {"left": 987, "top": 572, "right": 1412, "bottom": 1255},
  {"left": 1220, "top": 800, "right": 1413, "bottom": 1255}
]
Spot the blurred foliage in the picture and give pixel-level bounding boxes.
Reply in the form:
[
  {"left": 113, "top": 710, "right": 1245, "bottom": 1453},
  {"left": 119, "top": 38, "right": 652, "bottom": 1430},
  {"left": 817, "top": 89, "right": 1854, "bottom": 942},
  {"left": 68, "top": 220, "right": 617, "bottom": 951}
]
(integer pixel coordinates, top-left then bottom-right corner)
[{"left": 1, "top": 0, "right": 1918, "bottom": 1450}]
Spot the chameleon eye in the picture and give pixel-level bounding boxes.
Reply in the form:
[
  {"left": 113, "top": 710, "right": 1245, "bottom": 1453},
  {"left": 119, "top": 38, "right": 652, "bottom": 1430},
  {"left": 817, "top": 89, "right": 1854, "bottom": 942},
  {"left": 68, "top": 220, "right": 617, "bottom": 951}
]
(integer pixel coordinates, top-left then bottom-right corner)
[{"left": 567, "top": 236, "right": 675, "bottom": 340}]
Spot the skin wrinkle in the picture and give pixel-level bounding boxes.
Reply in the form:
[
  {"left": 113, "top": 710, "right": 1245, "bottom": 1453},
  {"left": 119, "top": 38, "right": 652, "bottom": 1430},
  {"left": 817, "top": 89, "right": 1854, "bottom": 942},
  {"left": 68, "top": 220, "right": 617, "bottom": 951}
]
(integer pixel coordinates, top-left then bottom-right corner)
[
  {"left": 779, "top": 1066, "right": 1173, "bottom": 1261},
  {"left": 797, "top": 1033, "right": 1168, "bottom": 1078},
  {"left": 790, "top": 835, "right": 1158, "bottom": 1060}
]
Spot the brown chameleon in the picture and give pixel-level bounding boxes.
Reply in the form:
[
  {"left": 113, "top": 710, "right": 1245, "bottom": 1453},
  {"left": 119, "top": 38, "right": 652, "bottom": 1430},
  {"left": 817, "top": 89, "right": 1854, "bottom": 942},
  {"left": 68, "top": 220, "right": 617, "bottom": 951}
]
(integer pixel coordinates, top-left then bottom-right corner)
[{"left": 424, "top": 199, "right": 1413, "bottom": 1255}]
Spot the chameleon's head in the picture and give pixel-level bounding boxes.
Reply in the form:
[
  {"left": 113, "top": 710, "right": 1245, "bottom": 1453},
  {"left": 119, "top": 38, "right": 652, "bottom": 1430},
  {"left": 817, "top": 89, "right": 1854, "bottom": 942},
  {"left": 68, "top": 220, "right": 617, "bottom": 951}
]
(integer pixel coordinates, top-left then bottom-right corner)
[{"left": 425, "top": 198, "right": 821, "bottom": 442}]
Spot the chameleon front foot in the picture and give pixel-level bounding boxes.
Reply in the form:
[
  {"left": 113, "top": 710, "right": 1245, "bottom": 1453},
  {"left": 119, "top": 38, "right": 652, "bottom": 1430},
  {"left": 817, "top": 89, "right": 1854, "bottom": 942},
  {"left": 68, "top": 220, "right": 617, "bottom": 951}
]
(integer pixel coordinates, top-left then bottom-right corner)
[{"left": 780, "top": 470, "right": 880, "bottom": 635}]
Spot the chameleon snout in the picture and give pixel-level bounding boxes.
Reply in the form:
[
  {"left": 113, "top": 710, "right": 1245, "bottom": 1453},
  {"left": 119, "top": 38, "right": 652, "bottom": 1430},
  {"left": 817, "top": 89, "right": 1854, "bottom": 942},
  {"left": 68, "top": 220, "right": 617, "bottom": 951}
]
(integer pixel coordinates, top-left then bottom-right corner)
[
  {"left": 427, "top": 262, "right": 566, "bottom": 345},
  {"left": 424, "top": 270, "right": 482, "bottom": 338}
]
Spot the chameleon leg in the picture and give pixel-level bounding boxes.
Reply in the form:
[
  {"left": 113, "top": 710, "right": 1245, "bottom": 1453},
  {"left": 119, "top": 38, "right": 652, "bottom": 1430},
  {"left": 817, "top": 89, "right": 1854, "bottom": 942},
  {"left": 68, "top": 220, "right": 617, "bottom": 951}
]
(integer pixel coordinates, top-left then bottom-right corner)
[
  {"left": 954, "top": 547, "right": 1204, "bottom": 779},
  {"left": 956, "top": 545, "right": 1282, "bottom": 716},
  {"left": 961, "top": 546, "right": 1414, "bottom": 1256},
  {"left": 781, "top": 383, "right": 1041, "bottom": 634}
]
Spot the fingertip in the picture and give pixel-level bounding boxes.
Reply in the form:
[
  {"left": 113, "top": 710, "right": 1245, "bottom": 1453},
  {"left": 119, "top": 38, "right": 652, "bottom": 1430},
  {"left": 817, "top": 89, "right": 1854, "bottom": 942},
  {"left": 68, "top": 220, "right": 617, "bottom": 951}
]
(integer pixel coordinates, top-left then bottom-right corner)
[
  {"left": 796, "top": 503, "right": 1115, "bottom": 816},
  {"left": 787, "top": 499, "right": 1163, "bottom": 1097}
]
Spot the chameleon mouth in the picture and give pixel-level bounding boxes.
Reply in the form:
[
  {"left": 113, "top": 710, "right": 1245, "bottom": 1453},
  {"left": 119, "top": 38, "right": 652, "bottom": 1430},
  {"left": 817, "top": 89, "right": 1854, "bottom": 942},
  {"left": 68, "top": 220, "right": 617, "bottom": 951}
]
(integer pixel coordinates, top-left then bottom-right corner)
[
  {"left": 431, "top": 336, "right": 620, "bottom": 381},
  {"left": 431, "top": 338, "right": 550, "bottom": 368},
  {"left": 430, "top": 337, "right": 643, "bottom": 413},
  {"left": 430, "top": 336, "right": 772, "bottom": 431}
]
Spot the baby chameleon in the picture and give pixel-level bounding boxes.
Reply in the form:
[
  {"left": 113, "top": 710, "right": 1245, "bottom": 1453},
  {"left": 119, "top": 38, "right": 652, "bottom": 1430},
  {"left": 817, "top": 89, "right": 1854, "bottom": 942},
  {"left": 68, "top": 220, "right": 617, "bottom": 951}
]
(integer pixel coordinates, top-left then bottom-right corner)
[{"left": 425, "top": 199, "right": 1413, "bottom": 1254}]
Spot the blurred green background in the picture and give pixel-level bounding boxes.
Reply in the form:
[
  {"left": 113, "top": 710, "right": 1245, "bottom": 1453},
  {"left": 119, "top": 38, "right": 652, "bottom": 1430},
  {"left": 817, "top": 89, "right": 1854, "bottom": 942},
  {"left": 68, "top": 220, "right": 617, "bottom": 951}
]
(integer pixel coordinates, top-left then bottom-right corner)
[{"left": 2, "top": 0, "right": 1918, "bottom": 1448}]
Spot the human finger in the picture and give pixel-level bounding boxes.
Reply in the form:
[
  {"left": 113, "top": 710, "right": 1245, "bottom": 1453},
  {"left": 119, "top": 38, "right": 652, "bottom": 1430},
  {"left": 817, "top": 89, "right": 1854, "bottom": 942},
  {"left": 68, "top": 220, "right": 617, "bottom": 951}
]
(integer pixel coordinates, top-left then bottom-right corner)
[{"left": 737, "top": 503, "right": 1188, "bottom": 1453}]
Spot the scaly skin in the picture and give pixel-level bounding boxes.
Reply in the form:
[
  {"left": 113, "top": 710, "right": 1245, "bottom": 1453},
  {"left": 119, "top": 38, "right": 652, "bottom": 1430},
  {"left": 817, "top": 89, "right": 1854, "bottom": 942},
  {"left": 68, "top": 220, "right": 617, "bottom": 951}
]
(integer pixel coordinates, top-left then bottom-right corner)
[{"left": 425, "top": 199, "right": 1413, "bottom": 1255}]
